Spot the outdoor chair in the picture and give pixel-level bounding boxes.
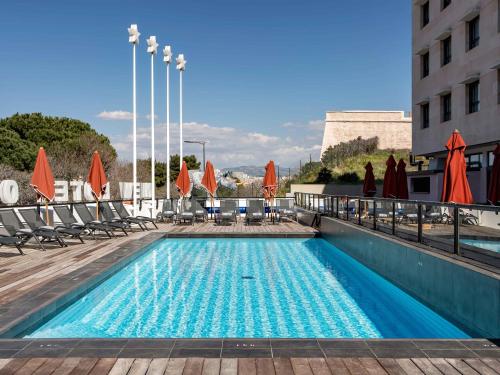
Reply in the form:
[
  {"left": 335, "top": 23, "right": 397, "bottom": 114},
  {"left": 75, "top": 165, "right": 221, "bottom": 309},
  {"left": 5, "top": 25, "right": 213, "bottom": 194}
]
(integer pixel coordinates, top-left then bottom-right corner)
[
  {"left": 174, "top": 199, "right": 195, "bottom": 225},
  {"left": 74, "top": 203, "right": 128, "bottom": 236},
  {"left": 245, "top": 199, "right": 266, "bottom": 225},
  {"left": 0, "top": 234, "right": 25, "bottom": 255},
  {"left": 277, "top": 198, "right": 297, "bottom": 222},
  {"left": 98, "top": 202, "right": 134, "bottom": 232},
  {"left": 190, "top": 199, "right": 208, "bottom": 222},
  {"left": 157, "top": 199, "right": 177, "bottom": 222},
  {"left": 0, "top": 209, "right": 48, "bottom": 251},
  {"left": 19, "top": 208, "right": 83, "bottom": 244},
  {"left": 216, "top": 200, "right": 237, "bottom": 225},
  {"left": 12, "top": 209, "right": 67, "bottom": 248},
  {"left": 54, "top": 205, "right": 113, "bottom": 239},
  {"left": 112, "top": 201, "right": 158, "bottom": 230}
]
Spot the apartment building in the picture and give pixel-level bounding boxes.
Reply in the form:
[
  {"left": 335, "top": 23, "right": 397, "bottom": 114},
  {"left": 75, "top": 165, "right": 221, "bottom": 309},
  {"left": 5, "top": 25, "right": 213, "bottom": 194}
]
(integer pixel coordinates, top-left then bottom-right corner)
[{"left": 411, "top": 0, "right": 500, "bottom": 202}]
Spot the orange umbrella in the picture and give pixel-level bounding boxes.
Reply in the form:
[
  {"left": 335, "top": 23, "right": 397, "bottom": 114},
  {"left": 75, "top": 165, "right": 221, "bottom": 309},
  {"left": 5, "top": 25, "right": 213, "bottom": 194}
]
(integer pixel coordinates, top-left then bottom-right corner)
[
  {"left": 31, "top": 147, "right": 55, "bottom": 224},
  {"left": 382, "top": 155, "right": 397, "bottom": 198},
  {"left": 396, "top": 159, "right": 409, "bottom": 199},
  {"left": 262, "top": 160, "right": 277, "bottom": 201},
  {"left": 363, "top": 162, "right": 376, "bottom": 197},
  {"left": 201, "top": 161, "right": 217, "bottom": 218},
  {"left": 488, "top": 144, "right": 500, "bottom": 204},
  {"left": 441, "top": 130, "right": 473, "bottom": 204},
  {"left": 87, "top": 151, "right": 108, "bottom": 219},
  {"left": 176, "top": 161, "right": 191, "bottom": 198}
]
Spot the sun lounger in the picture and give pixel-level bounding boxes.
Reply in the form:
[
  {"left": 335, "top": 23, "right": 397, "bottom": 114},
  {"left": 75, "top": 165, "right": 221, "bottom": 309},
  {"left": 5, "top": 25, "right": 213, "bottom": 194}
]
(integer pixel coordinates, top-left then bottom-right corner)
[
  {"left": 15, "top": 209, "right": 67, "bottom": 247},
  {"left": 98, "top": 202, "right": 134, "bottom": 232},
  {"left": 74, "top": 203, "right": 128, "bottom": 236},
  {"left": 19, "top": 208, "right": 83, "bottom": 244},
  {"left": 112, "top": 201, "right": 158, "bottom": 229},
  {"left": 216, "top": 200, "right": 237, "bottom": 225},
  {"left": 0, "top": 234, "right": 25, "bottom": 255},
  {"left": 190, "top": 199, "right": 208, "bottom": 222},
  {"left": 246, "top": 200, "right": 265, "bottom": 225},
  {"left": 277, "top": 199, "right": 297, "bottom": 222},
  {"left": 157, "top": 199, "right": 177, "bottom": 222},
  {"left": 175, "top": 199, "right": 194, "bottom": 225},
  {"left": 0, "top": 209, "right": 48, "bottom": 251},
  {"left": 54, "top": 205, "right": 113, "bottom": 239}
]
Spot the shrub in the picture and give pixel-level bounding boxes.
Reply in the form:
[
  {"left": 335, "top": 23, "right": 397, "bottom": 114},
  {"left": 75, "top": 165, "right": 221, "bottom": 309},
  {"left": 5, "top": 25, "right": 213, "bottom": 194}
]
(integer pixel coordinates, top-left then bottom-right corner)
[
  {"left": 321, "top": 136, "right": 378, "bottom": 168},
  {"left": 337, "top": 172, "right": 360, "bottom": 183}
]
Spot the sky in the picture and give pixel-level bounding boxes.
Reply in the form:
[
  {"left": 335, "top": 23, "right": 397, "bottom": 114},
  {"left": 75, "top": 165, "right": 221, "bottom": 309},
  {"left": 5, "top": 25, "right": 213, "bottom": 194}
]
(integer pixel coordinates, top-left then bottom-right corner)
[{"left": 0, "top": 0, "right": 411, "bottom": 168}]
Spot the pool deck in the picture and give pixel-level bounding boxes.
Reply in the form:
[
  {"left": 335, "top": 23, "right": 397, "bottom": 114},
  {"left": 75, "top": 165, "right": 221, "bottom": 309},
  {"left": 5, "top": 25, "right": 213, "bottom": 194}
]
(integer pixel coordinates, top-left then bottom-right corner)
[{"left": 0, "top": 221, "right": 499, "bottom": 374}]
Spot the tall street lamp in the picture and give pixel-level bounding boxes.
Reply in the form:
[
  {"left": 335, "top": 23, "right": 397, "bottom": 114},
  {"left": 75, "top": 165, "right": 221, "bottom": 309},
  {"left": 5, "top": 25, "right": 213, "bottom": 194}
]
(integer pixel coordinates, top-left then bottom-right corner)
[
  {"left": 176, "top": 54, "right": 186, "bottom": 168},
  {"left": 163, "top": 45, "right": 172, "bottom": 199},
  {"left": 128, "top": 24, "right": 140, "bottom": 215},
  {"left": 184, "top": 140, "right": 207, "bottom": 170},
  {"left": 147, "top": 36, "right": 159, "bottom": 217}
]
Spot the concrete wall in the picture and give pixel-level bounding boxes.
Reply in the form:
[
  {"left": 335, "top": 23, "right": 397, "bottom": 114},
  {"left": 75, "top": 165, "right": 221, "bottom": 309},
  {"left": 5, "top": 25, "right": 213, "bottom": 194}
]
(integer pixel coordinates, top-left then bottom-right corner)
[
  {"left": 321, "top": 111, "right": 412, "bottom": 156},
  {"left": 317, "top": 216, "right": 500, "bottom": 337},
  {"left": 291, "top": 183, "right": 384, "bottom": 197},
  {"left": 412, "top": 0, "right": 500, "bottom": 156}
]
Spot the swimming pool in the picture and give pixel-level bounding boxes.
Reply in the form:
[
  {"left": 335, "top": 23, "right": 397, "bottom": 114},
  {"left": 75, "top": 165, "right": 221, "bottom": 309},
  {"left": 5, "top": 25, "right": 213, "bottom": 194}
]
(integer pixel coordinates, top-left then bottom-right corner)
[
  {"left": 26, "top": 238, "right": 469, "bottom": 339},
  {"left": 461, "top": 238, "right": 500, "bottom": 253}
]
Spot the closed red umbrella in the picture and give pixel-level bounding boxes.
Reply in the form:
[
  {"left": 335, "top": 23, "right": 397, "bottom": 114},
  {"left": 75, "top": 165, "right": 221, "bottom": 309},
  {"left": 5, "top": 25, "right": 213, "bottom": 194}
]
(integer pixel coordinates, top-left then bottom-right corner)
[
  {"left": 176, "top": 161, "right": 191, "bottom": 198},
  {"left": 382, "top": 155, "right": 397, "bottom": 198},
  {"left": 487, "top": 144, "right": 500, "bottom": 204},
  {"left": 441, "top": 130, "right": 473, "bottom": 204},
  {"left": 201, "top": 161, "right": 217, "bottom": 217},
  {"left": 396, "top": 159, "right": 409, "bottom": 199},
  {"left": 87, "top": 151, "right": 108, "bottom": 219},
  {"left": 363, "top": 162, "right": 376, "bottom": 197},
  {"left": 262, "top": 160, "right": 277, "bottom": 201},
  {"left": 31, "top": 147, "right": 55, "bottom": 224}
]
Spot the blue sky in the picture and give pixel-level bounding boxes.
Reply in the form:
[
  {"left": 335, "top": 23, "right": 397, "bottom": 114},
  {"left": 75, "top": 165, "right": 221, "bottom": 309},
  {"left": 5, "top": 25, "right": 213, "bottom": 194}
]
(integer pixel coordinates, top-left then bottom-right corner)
[{"left": 0, "top": 0, "right": 411, "bottom": 168}]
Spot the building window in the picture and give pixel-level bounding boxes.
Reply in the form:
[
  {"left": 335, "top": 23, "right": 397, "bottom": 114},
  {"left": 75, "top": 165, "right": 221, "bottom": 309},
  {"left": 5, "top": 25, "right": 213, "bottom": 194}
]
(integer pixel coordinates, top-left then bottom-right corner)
[
  {"left": 465, "top": 153, "right": 483, "bottom": 170},
  {"left": 467, "top": 80, "right": 480, "bottom": 114},
  {"left": 441, "top": 36, "right": 452, "bottom": 66},
  {"left": 411, "top": 177, "right": 430, "bottom": 193},
  {"left": 421, "top": 1, "right": 430, "bottom": 28},
  {"left": 421, "top": 103, "right": 430, "bottom": 128},
  {"left": 421, "top": 52, "right": 430, "bottom": 78},
  {"left": 441, "top": 93, "right": 452, "bottom": 122},
  {"left": 442, "top": 0, "right": 451, "bottom": 10},
  {"left": 467, "top": 16, "right": 480, "bottom": 50}
]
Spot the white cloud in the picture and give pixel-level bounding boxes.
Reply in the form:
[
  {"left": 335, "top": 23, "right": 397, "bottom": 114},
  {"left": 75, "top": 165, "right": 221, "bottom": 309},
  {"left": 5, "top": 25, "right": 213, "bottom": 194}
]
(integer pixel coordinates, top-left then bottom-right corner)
[
  {"left": 109, "top": 119, "right": 322, "bottom": 168},
  {"left": 97, "top": 110, "right": 134, "bottom": 121}
]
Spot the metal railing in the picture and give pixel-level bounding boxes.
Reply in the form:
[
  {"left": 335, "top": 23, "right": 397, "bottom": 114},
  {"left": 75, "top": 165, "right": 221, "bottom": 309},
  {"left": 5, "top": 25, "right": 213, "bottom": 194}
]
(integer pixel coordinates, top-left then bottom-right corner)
[{"left": 295, "top": 192, "right": 500, "bottom": 267}]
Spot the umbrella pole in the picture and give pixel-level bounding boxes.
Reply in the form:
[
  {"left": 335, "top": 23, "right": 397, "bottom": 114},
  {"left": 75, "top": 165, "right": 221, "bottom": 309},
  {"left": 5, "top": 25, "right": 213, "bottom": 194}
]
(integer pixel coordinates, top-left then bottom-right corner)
[
  {"left": 96, "top": 199, "right": 99, "bottom": 220},
  {"left": 45, "top": 199, "right": 49, "bottom": 225}
]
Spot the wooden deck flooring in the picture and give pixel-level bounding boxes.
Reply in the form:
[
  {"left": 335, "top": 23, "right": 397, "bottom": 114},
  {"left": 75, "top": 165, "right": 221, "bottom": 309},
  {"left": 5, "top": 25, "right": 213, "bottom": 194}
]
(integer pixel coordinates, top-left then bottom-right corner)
[{"left": 1, "top": 356, "right": 499, "bottom": 375}]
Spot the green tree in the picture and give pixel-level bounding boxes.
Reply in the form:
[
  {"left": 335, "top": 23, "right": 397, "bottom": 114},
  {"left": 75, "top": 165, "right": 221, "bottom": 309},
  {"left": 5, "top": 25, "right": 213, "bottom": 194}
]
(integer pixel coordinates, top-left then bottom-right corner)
[
  {"left": 169, "top": 154, "right": 201, "bottom": 181},
  {"left": 0, "top": 127, "right": 37, "bottom": 170},
  {"left": 315, "top": 167, "right": 333, "bottom": 183}
]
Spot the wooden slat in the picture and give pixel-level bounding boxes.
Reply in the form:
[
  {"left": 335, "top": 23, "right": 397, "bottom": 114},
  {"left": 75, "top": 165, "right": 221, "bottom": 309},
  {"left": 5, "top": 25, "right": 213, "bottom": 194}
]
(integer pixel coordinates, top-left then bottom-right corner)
[
  {"left": 128, "top": 359, "right": 152, "bottom": 375},
  {"left": 357, "top": 358, "right": 388, "bottom": 375},
  {"left": 445, "top": 359, "right": 479, "bottom": 375},
  {"left": 164, "top": 358, "right": 187, "bottom": 375},
  {"left": 273, "top": 358, "right": 294, "bottom": 375},
  {"left": 290, "top": 358, "right": 313, "bottom": 375},
  {"left": 238, "top": 358, "right": 257, "bottom": 375},
  {"left": 108, "top": 358, "right": 135, "bottom": 375},
  {"left": 307, "top": 359, "right": 331, "bottom": 375},
  {"left": 394, "top": 359, "right": 423, "bottom": 375},
  {"left": 182, "top": 358, "right": 204, "bottom": 375},
  {"left": 68, "top": 357, "right": 99, "bottom": 375},
  {"left": 463, "top": 359, "right": 498, "bottom": 375},
  {"left": 325, "top": 358, "right": 350, "bottom": 375},
  {"left": 201, "top": 358, "right": 220, "bottom": 375},
  {"left": 410, "top": 358, "right": 442, "bottom": 375},
  {"left": 32, "top": 358, "right": 65, "bottom": 375},
  {"left": 427, "top": 358, "right": 461, "bottom": 375},
  {"left": 13, "top": 358, "right": 47, "bottom": 375},
  {"left": 88, "top": 358, "right": 117, "bottom": 375},
  {"left": 51, "top": 358, "right": 83, "bottom": 375},
  {"left": 341, "top": 358, "right": 369, "bottom": 375},
  {"left": 220, "top": 359, "right": 238, "bottom": 375},
  {"left": 480, "top": 358, "right": 500, "bottom": 373},
  {"left": 0, "top": 358, "right": 29, "bottom": 375},
  {"left": 0, "top": 360, "right": 10, "bottom": 372},
  {"left": 145, "top": 358, "right": 169, "bottom": 375},
  {"left": 256, "top": 358, "right": 276, "bottom": 375}
]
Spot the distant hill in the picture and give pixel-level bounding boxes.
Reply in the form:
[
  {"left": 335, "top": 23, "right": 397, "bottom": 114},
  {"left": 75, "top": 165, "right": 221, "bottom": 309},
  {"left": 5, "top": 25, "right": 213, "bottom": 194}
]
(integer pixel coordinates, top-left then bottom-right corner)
[{"left": 221, "top": 165, "right": 299, "bottom": 178}]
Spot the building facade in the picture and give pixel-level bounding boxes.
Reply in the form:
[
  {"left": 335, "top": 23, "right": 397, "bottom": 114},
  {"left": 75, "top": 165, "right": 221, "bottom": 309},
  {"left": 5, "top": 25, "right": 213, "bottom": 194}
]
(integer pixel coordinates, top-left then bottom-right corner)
[
  {"left": 411, "top": 0, "right": 500, "bottom": 202},
  {"left": 320, "top": 111, "right": 412, "bottom": 156}
]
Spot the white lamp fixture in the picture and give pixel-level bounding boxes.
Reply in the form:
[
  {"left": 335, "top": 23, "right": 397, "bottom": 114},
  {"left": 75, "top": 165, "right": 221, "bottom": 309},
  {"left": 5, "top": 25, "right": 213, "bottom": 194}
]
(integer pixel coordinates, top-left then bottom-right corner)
[
  {"left": 147, "top": 36, "right": 158, "bottom": 217},
  {"left": 176, "top": 54, "right": 186, "bottom": 167},
  {"left": 163, "top": 45, "right": 172, "bottom": 199},
  {"left": 128, "top": 24, "right": 140, "bottom": 215}
]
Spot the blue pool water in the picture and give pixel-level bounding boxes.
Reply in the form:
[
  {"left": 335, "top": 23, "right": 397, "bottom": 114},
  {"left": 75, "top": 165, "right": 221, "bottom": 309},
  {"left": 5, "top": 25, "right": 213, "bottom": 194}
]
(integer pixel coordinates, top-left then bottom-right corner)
[
  {"left": 26, "top": 238, "right": 469, "bottom": 338},
  {"left": 461, "top": 239, "right": 500, "bottom": 253}
]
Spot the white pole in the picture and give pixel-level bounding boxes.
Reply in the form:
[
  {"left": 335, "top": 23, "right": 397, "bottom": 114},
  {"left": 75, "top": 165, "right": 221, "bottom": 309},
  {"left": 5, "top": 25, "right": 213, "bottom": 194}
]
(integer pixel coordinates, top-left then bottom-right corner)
[
  {"left": 132, "top": 43, "right": 137, "bottom": 216},
  {"left": 150, "top": 52, "right": 155, "bottom": 218},
  {"left": 166, "top": 62, "right": 170, "bottom": 199},
  {"left": 179, "top": 69, "right": 183, "bottom": 168}
]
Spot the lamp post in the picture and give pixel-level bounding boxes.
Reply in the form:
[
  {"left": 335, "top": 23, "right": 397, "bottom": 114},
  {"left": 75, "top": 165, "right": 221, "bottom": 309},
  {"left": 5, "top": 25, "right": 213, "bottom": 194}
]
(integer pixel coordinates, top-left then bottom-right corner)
[
  {"left": 128, "top": 24, "right": 140, "bottom": 215},
  {"left": 147, "top": 36, "right": 159, "bottom": 217},
  {"left": 184, "top": 140, "right": 206, "bottom": 171},
  {"left": 176, "top": 54, "right": 186, "bottom": 168},
  {"left": 163, "top": 45, "right": 172, "bottom": 199}
]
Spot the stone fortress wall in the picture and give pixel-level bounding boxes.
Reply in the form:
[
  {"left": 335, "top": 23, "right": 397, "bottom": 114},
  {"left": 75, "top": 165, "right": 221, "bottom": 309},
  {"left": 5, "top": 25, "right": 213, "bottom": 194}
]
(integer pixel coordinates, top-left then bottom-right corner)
[{"left": 320, "top": 111, "right": 412, "bottom": 156}]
